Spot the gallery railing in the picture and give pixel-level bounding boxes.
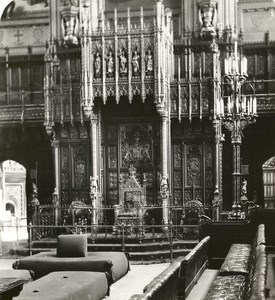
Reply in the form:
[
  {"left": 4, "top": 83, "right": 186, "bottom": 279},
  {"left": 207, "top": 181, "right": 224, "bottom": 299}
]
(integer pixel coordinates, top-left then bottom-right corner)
[
  {"left": 0, "top": 222, "right": 202, "bottom": 263},
  {"left": 29, "top": 204, "right": 212, "bottom": 240}
]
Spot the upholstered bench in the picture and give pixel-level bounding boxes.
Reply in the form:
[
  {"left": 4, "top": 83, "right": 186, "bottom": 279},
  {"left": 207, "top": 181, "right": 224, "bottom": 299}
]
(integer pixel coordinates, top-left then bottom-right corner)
[
  {"left": 0, "top": 269, "right": 32, "bottom": 300},
  {"left": 204, "top": 224, "right": 267, "bottom": 300},
  {"left": 13, "top": 234, "right": 130, "bottom": 283},
  {"left": 13, "top": 271, "right": 109, "bottom": 300}
]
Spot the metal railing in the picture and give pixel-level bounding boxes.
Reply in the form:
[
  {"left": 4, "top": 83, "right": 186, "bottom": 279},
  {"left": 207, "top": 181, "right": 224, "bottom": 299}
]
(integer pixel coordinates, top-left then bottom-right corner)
[{"left": 0, "top": 222, "right": 201, "bottom": 262}]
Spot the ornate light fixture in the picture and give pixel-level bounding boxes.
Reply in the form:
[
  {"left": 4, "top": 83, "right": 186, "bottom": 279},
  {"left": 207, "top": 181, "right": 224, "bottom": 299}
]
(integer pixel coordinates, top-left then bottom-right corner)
[{"left": 216, "top": 41, "right": 257, "bottom": 220}]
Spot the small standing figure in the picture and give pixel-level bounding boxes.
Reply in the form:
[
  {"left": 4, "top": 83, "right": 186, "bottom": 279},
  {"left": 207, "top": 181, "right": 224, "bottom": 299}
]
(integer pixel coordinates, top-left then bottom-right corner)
[
  {"left": 94, "top": 51, "right": 102, "bottom": 78},
  {"left": 145, "top": 48, "right": 153, "bottom": 75},
  {"left": 119, "top": 49, "right": 127, "bottom": 76},
  {"left": 241, "top": 179, "right": 248, "bottom": 198},
  {"left": 106, "top": 50, "right": 114, "bottom": 77},
  {"left": 132, "top": 49, "right": 140, "bottom": 75}
]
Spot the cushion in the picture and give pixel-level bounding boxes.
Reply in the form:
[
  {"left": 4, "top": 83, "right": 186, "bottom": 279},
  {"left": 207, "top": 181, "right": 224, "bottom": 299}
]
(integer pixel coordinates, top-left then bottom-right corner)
[
  {"left": 57, "top": 234, "right": 87, "bottom": 257},
  {"left": 13, "top": 271, "right": 109, "bottom": 300},
  {"left": 245, "top": 244, "right": 267, "bottom": 300},
  {"left": 204, "top": 275, "right": 246, "bottom": 300},
  {"left": 13, "top": 251, "right": 129, "bottom": 283},
  {"left": 219, "top": 244, "right": 251, "bottom": 275}
]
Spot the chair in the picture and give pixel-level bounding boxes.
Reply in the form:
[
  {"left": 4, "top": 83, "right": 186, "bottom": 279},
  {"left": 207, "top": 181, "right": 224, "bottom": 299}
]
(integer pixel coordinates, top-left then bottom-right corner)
[{"left": 114, "top": 165, "right": 146, "bottom": 234}]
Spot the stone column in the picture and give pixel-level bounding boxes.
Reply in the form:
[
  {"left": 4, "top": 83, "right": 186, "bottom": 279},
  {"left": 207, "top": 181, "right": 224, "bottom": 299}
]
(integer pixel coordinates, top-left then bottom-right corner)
[
  {"left": 160, "top": 114, "right": 169, "bottom": 225},
  {"left": 51, "top": 135, "right": 60, "bottom": 225},
  {"left": 90, "top": 117, "right": 99, "bottom": 225},
  {"left": 212, "top": 119, "right": 224, "bottom": 220}
]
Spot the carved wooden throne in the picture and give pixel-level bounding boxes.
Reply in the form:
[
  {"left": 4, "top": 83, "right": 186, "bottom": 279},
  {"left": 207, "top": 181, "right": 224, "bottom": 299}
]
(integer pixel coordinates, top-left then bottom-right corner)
[{"left": 114, "top": 166, "right": 146, "bottom": 234}]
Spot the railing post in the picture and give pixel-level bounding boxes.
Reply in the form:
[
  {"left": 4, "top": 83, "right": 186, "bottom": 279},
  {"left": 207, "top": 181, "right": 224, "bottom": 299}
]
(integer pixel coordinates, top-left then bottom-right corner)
[
  {"left": 169, "top": 221, "right": 173, "bottom": 263},
  {"left": 28, "top": 222, "right": 32, "bottom": 256},
  {"left": 121, "top": 224, "right": 125, "bottom": 252}
]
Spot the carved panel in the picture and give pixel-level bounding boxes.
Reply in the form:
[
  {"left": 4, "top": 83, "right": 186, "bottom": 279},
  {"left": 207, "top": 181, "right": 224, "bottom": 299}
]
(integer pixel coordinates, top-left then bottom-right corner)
[
  {"left": 195, "top": 189, "right": 203, "bottom": 202},
  {"left": 205, "top": 53, "right": 213, "bottom": 76},
  {"left": 185, "top": 189, "right": 192, "bottom": 202},
  {"left": 191, "top": 86, "right": 199, "bottom": 113},
  {"left": 194, "top": 120, "right": 202, "bottom": 137},
  {"left": 107, "top": 125, "right": 117, "bottom": 141},
  {"left": 202, "top": 85, "right": 209, "bottom": 112},
  {"left": 61, "top": 190, "right": 69, "bottom": 205},
  {"left": 61, "top": 147, "right": 70, "bottom": 189},
  {"left": 174, "top": 144, "right": 182, "bottom": 168},
  {"left": 174, "top": 190, "right": 182, "bottom": 205},
  {"left": 193, "top": 52, "right": 201, "bottom": 75},
  {"left": 108, "top": 190, "right": 118, "bottom": 205},
  {"left": 72, "top": 87, "right": 81, "bottom": 117},
  {"left": 70, "top": 126, "right": 78, "bottom": 139},
  {"left": 186, "top": 144, "right": 202, "bottom": 186},
  {"left": 257, "top": 55, "right": 265, "bottom": 75},
  {"left": 205, "top": 144, "right": 213, "bottom": 168},
  {"left": 205, "top": 170, "right": 213, "bottom": 186},
  {"left": 79, "top": 125, "right": 88, "bottom": 139},
  {"left": 174, "top": 170, "right": 182, "bottom": 188},
  {"left": 108, "top": 146, "right": 117, "bottom": 168},
  {"left": 145, "top": 172, "right": 153, "bottom": 188},
  {"left": 109, "top": 172, "right": 118, "bottom": 188},
  {"left": 120, "top": 124, "right": 153, "bottom": 168},
  {"left": 70, "top": 58, "right": 80, "bottom": 84},
  {"left": 72, "top": 145, "right": 88, "bottom": 188},
  {"left": 247, "top": 55, "right": 254, "bottom": 75}
]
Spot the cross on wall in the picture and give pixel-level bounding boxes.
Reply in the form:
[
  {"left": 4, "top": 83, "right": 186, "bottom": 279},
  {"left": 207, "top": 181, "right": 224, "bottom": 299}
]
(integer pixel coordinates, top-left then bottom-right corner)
[{"left": 14, "top": 29, "right": 23, "bottom": 42}]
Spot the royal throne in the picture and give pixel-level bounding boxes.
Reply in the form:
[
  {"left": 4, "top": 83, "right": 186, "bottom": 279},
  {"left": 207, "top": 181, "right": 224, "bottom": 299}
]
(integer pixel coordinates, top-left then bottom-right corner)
[{"left": 114, "top": 166, "right": 146, "bottom": 234}]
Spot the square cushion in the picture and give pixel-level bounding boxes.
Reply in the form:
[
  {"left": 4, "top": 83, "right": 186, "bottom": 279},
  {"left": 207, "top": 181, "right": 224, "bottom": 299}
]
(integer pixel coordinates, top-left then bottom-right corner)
[
  {"left": 57, "top": 234, "right": 87, "bottom": 257},
  {"left": 219, "top": 243, "right": 251, "bottom": 276},
  {"left": 13, "top": 271, "right": 109, "bottom": 300}
]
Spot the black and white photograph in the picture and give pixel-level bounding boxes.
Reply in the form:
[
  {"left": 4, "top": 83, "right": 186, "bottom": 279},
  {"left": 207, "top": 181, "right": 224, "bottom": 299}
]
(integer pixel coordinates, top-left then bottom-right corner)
[{"left": 0, "top": 0, "right": 274, "bottom": 299}]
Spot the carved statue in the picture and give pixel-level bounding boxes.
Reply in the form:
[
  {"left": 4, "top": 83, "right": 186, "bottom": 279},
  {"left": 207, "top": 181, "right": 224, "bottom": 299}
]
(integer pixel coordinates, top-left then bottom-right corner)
[
  {"left": 145, "top": 48, "right": 153, "bottom": 75},
  {"left": 132, "top": 48, "right": 140, "bottom": 75},
  {"left": 241, "top": 179, "right": 247, "bottom": 198},
  {"left": 106, "top": 50, "right": 114, "bottom": 76},
  {"left": 61, "top": 14, "right": 79, "bottom": 47},
  {"left": 89, "top": 176, "right": 97, "bottom": 201},
  {"left": 160, "top": 176, "right": 169, "bottom": 198},
  {"left": 94, "top": 51, "right": 102, "bottom": 78},
  {"left": 197, "top": 0, "right": 218, "bottom": 38},
  {"left": 30, "top": 182, "right": 40, "bottom": 215},
  {"left": 119, "top": 49, "right": 127, "bottom": 75}
]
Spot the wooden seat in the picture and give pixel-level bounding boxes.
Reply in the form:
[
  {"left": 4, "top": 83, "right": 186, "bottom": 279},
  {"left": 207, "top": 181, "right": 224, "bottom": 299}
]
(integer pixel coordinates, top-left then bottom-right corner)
[{"left": 114, "top": 165, "right": 146, "bottom": 234}]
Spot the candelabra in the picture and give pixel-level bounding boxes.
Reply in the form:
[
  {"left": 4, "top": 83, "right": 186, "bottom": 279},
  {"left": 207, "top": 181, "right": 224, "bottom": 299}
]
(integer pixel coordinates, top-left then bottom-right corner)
[{"left": 216, "top": 41, "right": 257, "bottom": 220}]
